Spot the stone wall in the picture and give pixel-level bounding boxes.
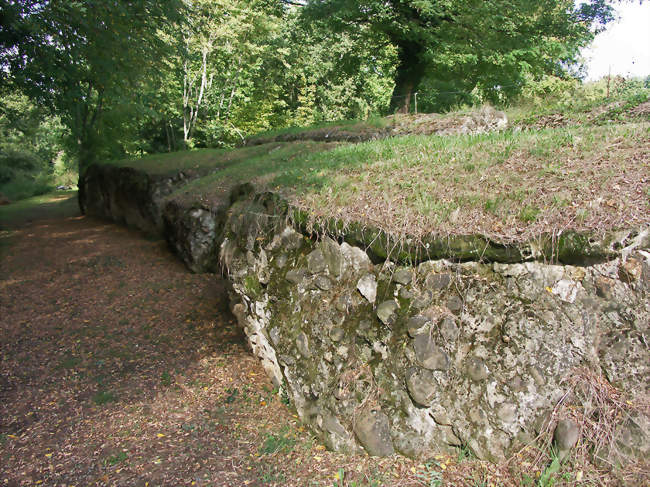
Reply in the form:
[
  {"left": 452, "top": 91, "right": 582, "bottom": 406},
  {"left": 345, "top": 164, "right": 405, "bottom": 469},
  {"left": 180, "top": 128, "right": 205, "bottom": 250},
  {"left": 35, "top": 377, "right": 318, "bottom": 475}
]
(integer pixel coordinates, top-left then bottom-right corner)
[
  {"left": 79, "top": 165, "right": 649, "bottom": 463},
  {"left": 221, "top": 193, "right": 649, "bottom": 462},
  {"left": 78, "top": 164, "right": 192, "bottom": 236}
]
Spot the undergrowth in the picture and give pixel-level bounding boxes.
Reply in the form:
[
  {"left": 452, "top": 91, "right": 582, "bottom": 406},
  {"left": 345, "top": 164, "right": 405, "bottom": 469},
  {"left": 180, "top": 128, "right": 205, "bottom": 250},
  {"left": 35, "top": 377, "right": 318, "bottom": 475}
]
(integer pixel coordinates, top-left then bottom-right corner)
[{"left": 506, "top": 368, "right": 649, "bottom": 486}]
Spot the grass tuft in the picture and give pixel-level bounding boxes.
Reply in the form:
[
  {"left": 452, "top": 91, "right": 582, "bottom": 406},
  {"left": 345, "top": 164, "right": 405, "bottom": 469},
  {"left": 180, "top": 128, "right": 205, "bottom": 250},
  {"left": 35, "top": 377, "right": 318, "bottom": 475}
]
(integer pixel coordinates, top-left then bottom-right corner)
[
  {"left": 92, "top": 390, "right": 117, "bottom": 405},
  {"left": 259, "top": 427, "right": 296, "bottom": 455}
]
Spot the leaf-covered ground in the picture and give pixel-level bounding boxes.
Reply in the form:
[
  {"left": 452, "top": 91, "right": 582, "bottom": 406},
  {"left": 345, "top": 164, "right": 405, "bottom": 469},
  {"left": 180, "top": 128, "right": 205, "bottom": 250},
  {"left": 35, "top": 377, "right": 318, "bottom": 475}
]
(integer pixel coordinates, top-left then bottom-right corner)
[{"left": 0, "top": 193, "right": 636, "bottom": 486}]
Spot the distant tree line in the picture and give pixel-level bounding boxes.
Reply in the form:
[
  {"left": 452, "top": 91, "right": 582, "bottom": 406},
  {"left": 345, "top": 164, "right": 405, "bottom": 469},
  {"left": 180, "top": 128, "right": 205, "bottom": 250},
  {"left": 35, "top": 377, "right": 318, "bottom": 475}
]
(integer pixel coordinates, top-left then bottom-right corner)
[{"left": 0, "top": 0, "right": 630, "bottom": 182}]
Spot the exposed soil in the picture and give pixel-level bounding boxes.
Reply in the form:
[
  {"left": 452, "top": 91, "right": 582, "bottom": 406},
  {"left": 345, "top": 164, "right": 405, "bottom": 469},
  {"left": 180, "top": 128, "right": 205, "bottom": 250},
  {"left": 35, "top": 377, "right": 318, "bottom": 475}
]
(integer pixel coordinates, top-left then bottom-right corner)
[
  {"left": 0, "top": 193, "right": 637, "bottom": 486},
  {"left": 1, "top": 200, "right": 278, "bottom": 486}
]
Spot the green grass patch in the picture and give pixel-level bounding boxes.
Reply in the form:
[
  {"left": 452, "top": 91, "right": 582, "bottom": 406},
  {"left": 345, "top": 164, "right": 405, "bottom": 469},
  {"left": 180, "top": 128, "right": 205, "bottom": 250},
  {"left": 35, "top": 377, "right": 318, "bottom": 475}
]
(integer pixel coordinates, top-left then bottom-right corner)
[
  {"left": 167, "top": 141, "right": 334, "bottom": 206},
  {"left": 247, "top": 115, "right": 388, "bottom": 141},
  {"left": 92, "top": 390, "right": 117, "bottom": 405},
  {"left": 101, "top": 143, "right": 285, "bottom": 177},
  {"left": 105, "top": 451, "right": 128, "bottom": 466},
  {"left": 259, "top": 427, "right": 296, "bottom": 455},
  {"left": 0, "top": 190, "right": 79, "bottom": 228},
  {"left": 519, "top": 205, "right": 541, "bottom": 223}
]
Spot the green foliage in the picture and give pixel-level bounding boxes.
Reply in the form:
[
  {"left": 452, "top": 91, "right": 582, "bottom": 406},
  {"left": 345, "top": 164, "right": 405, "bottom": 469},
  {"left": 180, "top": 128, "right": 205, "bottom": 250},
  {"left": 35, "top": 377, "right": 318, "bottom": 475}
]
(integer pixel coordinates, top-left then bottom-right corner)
[
  {"left": 162, "top": 1, "right": 395, "bottom": 149},
  {"left": 415, "top": 461, "right": 443, "bottom": 487},
  {"left": 508, "top": 75, "right": 650, "bottom": 126},
  {"left": 161, "top": 371, "right": 173, "bottom": 386},
  {"left": 538, "top": 454, "right": 562, "bottom": 487},
  {"left": 1, "top": 0, "right": 184, "bottom": 169},
  {"left": 259, "top": 427, "right": 296, "bottom": 455},
  {"left": 456, "top": 444, "right": 476, "bottom": 463},
  {"left": 243, "top": 275, "right": 263, "bottom": 298},
  {"left": 0, "top": 168, "right": 53, "bottom": 201},
  {"left": 302, "top": 0, "right": 617, "bottom": 112},
  {"left": 92, "top": 390, "right": 117, "bottom": 405},
  {"left": 0, "top": 87, "right": 74, "bottom": 200},
  {"left": 0, "top": 0, "right": 631, "bottom": 161}
]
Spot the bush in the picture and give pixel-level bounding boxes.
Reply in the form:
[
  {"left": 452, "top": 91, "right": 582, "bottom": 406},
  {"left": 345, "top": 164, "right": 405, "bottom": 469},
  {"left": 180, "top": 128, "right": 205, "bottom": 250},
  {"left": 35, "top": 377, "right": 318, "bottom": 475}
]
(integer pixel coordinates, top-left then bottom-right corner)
[
  {"left": 0, "top": 149, "right": 42, "bottom": 184},
  {"left": 0, "top": 171, "right": 55, "bottom": 201},
  {"left": 0, "top": 87, "right": 74, "bottom": 201}
]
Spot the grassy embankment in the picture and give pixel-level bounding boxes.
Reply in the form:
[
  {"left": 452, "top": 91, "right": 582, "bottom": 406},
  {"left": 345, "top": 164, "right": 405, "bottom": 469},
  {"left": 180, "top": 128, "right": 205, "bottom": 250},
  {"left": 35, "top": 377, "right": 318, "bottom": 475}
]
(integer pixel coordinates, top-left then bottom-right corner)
[
  {"left": 2, "top": 84, "right": 648, "bottom": 486},
  {"left": 97, "top": 93, "right": 649, "bottom": 248},
  {"left": 71, "top": 80, "right": 648, "bottom": 259}
]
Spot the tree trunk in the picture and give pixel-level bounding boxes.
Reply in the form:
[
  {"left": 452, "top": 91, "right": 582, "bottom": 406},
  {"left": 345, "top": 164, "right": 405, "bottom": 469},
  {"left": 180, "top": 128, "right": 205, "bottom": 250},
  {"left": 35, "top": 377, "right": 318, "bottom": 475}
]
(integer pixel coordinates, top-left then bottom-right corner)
[
  {"left": 389, "top": 41, "right": 425, "bottom": 114},
  {"left": 165, "top": 122, "right": 172, "bottom": 152},
  {"left": 78, "top": 137, "right": 97, "bottom": 173}
]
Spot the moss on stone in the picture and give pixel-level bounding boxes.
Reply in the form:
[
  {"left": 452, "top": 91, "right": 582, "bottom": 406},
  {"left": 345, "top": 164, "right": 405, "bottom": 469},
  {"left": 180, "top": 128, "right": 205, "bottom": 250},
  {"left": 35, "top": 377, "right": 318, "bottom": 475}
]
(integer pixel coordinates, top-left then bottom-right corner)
[
  {"left": 554, "top": 230, "right": 617, "bottom": 265},
  {"left": 243, "top": 274, "right": 262, "bottom": 298}
]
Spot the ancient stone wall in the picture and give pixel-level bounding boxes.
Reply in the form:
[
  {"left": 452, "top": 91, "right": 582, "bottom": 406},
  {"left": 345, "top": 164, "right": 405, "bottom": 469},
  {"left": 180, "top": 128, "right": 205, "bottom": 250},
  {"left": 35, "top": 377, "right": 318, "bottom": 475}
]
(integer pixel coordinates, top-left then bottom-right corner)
[
  {"left": 78, "top": 165, "right": 649, "bottom": 463},
  {"left": 221, "top": 193, "right": 649, "bottom": 462}
]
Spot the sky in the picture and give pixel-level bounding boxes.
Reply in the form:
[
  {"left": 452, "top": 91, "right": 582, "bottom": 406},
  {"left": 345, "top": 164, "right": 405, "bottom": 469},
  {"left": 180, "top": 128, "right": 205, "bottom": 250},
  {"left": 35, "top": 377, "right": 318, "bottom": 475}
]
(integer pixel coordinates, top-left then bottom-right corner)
[{"left": 582, "top": 1, "right": 650, "bottom": 80}]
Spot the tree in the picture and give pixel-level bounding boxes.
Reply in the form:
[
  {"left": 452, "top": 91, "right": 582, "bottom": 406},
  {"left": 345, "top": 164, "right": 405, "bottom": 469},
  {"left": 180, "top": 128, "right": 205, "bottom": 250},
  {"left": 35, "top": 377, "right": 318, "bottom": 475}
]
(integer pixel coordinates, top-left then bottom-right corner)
[
  {"left": 0, "top": 0, "right": 184, "bottom": 170},
  {"left": 174, "top": 0, "right": 282, "bottom": 146},
  {"left": 302, "top": 0, "right": 618, "bottom": 113},
  {"left": 271, "top": 13, "right": 396, "bottom": 125}
]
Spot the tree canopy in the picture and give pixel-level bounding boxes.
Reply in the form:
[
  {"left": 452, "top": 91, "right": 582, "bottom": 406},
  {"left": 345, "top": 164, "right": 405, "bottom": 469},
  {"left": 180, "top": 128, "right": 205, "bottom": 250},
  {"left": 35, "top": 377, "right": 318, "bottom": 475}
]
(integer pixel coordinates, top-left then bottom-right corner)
[
  {"left": 1, "top": 0, "right": 184, "bottom": 168},
  {"left": 302, "top": 0, "right": 617, "bottom": 112},
  {"left": 0, "top": 0, "right": 629, "bottom": 175}
]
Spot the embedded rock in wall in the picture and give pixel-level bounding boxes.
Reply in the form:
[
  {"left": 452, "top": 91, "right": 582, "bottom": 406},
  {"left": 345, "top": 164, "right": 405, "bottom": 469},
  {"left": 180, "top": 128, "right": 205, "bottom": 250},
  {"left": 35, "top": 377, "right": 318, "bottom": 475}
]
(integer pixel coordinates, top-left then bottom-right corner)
[
  {"left": 163, "top": 201, "right": 221, "bottom": 273},
  {"left": 222, "top": 193, "right": 649, "bottom": 462},
  {"left": 79, "top": 164, "right": 193, "bottom": 236}
]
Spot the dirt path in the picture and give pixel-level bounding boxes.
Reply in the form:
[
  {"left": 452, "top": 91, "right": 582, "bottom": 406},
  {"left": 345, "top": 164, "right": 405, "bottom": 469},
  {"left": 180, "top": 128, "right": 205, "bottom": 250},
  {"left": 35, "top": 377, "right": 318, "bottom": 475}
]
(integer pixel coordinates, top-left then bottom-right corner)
[{"left": 0, "top": 195, "right": 312, "bottom": 486}]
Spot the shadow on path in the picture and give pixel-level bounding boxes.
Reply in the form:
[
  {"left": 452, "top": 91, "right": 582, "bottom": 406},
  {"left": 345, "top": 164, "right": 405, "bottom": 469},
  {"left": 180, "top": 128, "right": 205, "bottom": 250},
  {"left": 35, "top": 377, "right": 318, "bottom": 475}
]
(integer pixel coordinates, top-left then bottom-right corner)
[{"left": 0, "top": 194, "right": 289, "bottom": 486}]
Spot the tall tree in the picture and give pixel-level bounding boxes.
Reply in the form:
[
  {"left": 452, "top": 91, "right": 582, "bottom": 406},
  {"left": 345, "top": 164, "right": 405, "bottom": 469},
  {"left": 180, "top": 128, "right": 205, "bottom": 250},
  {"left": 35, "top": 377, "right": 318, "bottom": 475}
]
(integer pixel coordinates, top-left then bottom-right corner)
[
  {"left": 302, "top": 0, "right": 617, "bottom": 113},
  {"left": 175, "top": 0, "right": 281, "bottom": 146},
  {"left": 0, "top": 0, "right": 183, "bottom": 169}
]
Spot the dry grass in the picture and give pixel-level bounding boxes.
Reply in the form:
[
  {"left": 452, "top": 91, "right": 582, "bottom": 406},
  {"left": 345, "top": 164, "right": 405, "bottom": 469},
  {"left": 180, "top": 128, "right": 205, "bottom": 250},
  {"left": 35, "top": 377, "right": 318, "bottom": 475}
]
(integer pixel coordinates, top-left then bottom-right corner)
[
  {"left": 503, "top": 368, "right": 649, "bottom": 487},
  {"left": 97, "top": 94, "right": 650, "bottom": 248},
  {"left": 279, "top": 122, "right": 649, "bottom": 244},
  {"left": 157, "top": 121, "right": 650, "bottom": 247}
]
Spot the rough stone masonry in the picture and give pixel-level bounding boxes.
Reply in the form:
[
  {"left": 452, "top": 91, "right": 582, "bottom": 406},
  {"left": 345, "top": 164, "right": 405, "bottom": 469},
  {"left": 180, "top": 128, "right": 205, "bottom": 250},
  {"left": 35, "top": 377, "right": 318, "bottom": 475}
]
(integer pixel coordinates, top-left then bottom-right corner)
[{"left": 79, "top": 162, "right": 650, "bottom": 464}]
